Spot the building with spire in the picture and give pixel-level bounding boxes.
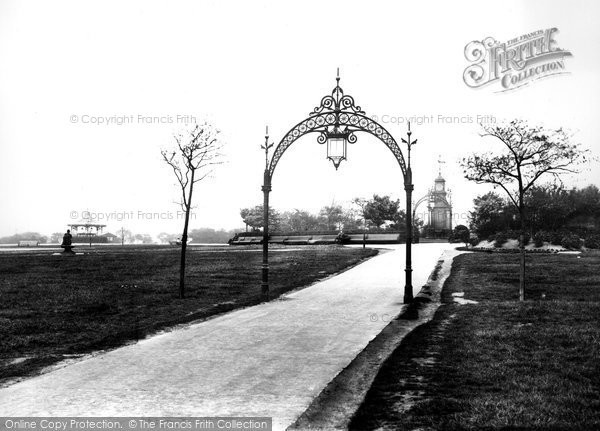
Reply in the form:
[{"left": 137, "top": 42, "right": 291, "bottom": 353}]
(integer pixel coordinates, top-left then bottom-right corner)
[{"left": 426, "top": 156, "right": 453, "bottom": 238}]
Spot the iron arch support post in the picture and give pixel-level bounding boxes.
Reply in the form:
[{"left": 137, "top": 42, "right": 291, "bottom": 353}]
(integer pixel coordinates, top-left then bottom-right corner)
[
  {"left": 262, "top": 170, "right": 271, "bottom": 299},
  {"left": 404, "top": 169, "right": 414, "bottom": 303}
]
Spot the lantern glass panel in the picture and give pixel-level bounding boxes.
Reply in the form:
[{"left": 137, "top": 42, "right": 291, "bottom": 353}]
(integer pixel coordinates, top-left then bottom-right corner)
[{"left": 327, "top": 136, "right": 347, "bottom": 170}]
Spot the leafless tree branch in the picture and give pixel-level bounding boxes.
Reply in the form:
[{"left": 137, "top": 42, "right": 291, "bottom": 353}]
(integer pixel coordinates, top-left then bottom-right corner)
[{"left": 161, "top": 121, "right": 225, "bottom": 298}]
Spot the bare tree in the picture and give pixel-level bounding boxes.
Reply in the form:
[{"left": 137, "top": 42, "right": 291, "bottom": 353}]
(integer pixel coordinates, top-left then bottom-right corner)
[
  {"left": 162, "top": 122, "right": 223, "bottom": 298},
  {"left": 461, "top": 120, "right": 588, "bottom": 301},
  {"left": 352, "top": 198, "right": 369, "bottom": 249}
]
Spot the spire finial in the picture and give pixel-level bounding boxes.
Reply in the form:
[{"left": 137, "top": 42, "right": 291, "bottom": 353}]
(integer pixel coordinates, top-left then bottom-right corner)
[
  {"left": 261, "top": 125, "right": 274, "bottom": 169},
  {"left": 437, "top": 154, "right": 446, "bottom": 176},
  {"left": 336, "top": 67, "right": 340, "bottom": 84}
]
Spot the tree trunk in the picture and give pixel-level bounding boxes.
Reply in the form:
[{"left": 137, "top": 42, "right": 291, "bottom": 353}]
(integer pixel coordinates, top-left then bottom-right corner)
[
  {"left": 519, "top": 214, "right": 525, "bottom": 302},
  {"left": 363, "top": 218, "right": 366, "bottom": 250},
  {"left": 179, "top": 172, "right": 195, "bottom": 299},
  {"left": 179, "top": 218, "right": 188, "bottom": 299}
]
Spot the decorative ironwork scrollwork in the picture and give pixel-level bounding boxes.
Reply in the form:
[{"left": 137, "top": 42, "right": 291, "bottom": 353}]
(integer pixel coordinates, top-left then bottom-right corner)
[
  {"left": 347, "top": 131, "right": 357, "bottom": 144},
  {"left": 268, "top": 76, "right": 407, "bottom": 178},
  {"left": 311, "top": 77, "right": 365, "bottom": 116},
  {"left": 316, "top": 130, "right": 328, "bottom": 144}
]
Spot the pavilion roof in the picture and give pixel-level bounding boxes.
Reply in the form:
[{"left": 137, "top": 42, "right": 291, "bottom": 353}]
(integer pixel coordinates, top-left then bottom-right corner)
[{"left": 68, "top": 223, "right": 107, "bottom": 228}]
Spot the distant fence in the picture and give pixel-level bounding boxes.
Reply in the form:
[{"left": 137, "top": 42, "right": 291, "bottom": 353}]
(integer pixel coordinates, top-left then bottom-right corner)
[
  {"left": 72, "top": 235, "right": 109, "bottom": 244},
  {"left": 229, "top": 230, "right": 419, "bottom": 245}
]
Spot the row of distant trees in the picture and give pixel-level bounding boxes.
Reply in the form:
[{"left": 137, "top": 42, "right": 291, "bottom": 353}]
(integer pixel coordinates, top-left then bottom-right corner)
[
  {"left": 0, "top": 228, "right": 237, "bottom": 245},
  {"left": 239, "top": 195, "right": 423, "bottom": 233},
  {"left": 469, "top": 184, "right": 600, "bottom": 239},
  {"left": 0, "top": 232, "right": 50, "bottom": 244}
]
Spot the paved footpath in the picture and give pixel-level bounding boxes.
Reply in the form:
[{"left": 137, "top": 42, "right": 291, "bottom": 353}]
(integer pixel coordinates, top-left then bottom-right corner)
[{"left": 0, "top": 243, "right": 451, "bottom": 430}]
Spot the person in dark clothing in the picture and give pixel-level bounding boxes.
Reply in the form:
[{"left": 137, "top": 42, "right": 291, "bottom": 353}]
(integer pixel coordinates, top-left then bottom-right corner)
[
  {"left": 62, "top": 229, "right": 72, "bottom": 246},
  {"left": 61, "top": 229, "right": 74, "bottom": 253}
]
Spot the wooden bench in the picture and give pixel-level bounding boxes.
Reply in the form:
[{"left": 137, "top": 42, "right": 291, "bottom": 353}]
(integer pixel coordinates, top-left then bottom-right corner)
[
  {"left": 18, "top": 240, "right": 39, "bottom": 247},
  {"left": 283, "top": 236, "right": 312, "bottom": 245},
  {"left": 365, "top": 233, "right": 400, "bottom": 244},
  {"left": 308, "top": 235, "right": 338, "bottom": 244},
  {"left": 230, "top": 237, "right": 262, "bottom": 245},
  {"left": 345, "top": 233, "right": 400, "bottom": 244},
  {"left": 268, "top": 236, "right": 288, "bottom": 244},
  {"left": 346, "top": 234, "right": 366, "bottom": 244}
]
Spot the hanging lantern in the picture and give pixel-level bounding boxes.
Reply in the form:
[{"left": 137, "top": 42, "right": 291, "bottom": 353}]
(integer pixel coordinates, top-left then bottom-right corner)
[{"left": 326, "top": 130, "right": 348, "bottom": 170}]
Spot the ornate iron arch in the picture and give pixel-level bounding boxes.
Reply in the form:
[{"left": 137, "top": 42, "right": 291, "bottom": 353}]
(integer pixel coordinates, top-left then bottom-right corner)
[
  {"left": 260, "top": 74, "right": 417, "bottom": 305},
  {"left": 267, "top": 77, "right": 407, "bottom": 178}
]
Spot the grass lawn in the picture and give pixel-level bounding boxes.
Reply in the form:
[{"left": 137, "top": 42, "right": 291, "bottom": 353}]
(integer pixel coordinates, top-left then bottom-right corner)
[
  {"left": 351, "top": 251, "right": 600, "bottom": 430},
  {"left": 0, "top": 244, "right": 377, "bottom": 384}
]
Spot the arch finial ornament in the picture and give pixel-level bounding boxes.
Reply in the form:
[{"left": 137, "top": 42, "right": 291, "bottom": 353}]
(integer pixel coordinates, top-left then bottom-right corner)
[
  {"left": 311, "top": 74, "right": 364, "bottom": 116},
  {"left": 267, "top": 75, "right": 407, "bottom": 178}
]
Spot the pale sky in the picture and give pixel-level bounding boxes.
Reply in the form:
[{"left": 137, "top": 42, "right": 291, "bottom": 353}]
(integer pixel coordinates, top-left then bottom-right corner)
[{"left": 1, "top": 0, "right": 599, "bottom": 237}]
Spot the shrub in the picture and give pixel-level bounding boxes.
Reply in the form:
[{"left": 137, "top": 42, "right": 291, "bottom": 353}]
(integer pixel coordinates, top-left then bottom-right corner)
[
  {"left": 561, "top": 233, "right": 582, "bottom": 250},
  {"left": 335, "top": 232, "right": 351, "bottom": 244},
  {"left": 469, "top": 235, "right": 480, "bottom": 247},
  {"left": 534, "top": 230, "right": 553, "bottom": 247},
  {"left": 505, "top": 230, "right": 520, "bottom": 240},
  {"left": 494, "top": 232, "right": 509, "bottom": 248},
  {"left": 584, "top": 234, "right": 600, "bottom": 249},
  {"left": 449, "top": 225, "right": 470, "bottom": 244},
  {"left": 550, "top": 231, "right": 564, "bottom": 246},
  {"left": 533, "top": 231, "right": 545, "bottom": 248},
  {"left": 503, "top": 230, "right": 530, "bottom": 245}
]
